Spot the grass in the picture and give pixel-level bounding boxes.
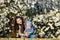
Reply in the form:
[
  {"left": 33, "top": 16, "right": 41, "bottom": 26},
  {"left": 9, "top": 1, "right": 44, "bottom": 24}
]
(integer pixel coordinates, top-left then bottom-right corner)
[{"left": 0, "top": 38, "right": 60, "bottom": 40}]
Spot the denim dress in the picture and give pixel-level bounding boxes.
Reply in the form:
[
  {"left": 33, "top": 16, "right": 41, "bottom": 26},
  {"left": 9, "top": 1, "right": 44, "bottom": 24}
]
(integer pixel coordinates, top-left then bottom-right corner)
[{"left": 24, "top": 21, "right": 35, "bottom": 38}]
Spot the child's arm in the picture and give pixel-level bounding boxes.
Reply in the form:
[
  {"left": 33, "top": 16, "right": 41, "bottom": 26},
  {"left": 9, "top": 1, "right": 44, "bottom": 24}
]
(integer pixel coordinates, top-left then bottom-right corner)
[{"left": 24, "top": 28, "right": 34, "bottom": 37}]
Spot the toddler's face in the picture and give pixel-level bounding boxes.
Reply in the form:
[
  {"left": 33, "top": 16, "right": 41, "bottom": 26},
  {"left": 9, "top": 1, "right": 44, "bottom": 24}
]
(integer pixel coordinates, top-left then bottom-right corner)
[{"left": 26, "top": 25, "right": 31, "bottom": 29}]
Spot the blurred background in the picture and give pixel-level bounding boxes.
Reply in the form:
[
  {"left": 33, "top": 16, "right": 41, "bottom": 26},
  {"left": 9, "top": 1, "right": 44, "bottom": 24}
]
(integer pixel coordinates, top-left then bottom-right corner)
[{"left": 0, "top": 0, "right": 60, "bottom": 38}]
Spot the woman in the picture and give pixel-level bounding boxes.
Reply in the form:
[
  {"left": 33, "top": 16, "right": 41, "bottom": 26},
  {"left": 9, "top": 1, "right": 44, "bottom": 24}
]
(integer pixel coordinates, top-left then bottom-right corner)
[
  {"left": 12, "top": 16, "right": 25, "bottom": 38},
  {"left": 12, "top": 16, "right": 35, "bottom": 38}
]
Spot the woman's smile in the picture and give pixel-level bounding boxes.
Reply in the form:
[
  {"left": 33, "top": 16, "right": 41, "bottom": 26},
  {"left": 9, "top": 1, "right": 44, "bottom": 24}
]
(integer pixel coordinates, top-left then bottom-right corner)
[{"left": 16, "top": 18, "right": 22, "bottom": 24}]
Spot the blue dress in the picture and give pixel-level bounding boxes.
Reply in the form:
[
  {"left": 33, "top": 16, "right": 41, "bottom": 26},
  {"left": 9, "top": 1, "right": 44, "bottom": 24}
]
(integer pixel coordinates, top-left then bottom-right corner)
[{"left": 24, "top": 21, "right": 35, "bottom": 38}]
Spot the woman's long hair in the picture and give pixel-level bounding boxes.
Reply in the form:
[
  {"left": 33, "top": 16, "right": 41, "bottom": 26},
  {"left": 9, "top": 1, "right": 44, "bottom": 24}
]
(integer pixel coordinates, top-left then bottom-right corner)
[{"left": 12, "top": 16, "right": 25, "bottom": 37}]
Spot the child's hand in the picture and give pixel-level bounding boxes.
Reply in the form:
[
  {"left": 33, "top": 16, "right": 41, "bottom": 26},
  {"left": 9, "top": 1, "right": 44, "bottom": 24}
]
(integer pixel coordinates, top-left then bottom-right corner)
[{"left": 24, "top": 33, "right": 29, "bottom": 37}]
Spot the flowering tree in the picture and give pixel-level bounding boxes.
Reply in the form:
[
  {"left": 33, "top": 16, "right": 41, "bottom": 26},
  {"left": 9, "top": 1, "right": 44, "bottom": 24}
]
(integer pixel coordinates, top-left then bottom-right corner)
[{"left": 0, "top": 0, "right": 60, "bottom": 38}]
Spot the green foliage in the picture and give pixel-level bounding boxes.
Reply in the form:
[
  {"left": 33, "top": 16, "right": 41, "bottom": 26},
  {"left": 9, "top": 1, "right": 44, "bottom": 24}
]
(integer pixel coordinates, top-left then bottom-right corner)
[{"left": 0, "top": 0, "right": 60, "bottom": 38}]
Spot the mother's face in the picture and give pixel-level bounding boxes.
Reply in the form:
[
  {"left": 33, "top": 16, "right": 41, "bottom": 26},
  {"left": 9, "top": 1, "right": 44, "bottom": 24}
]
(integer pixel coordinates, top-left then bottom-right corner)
[{"left": 16, "top": 18, "right": 22, "bottom": 25}]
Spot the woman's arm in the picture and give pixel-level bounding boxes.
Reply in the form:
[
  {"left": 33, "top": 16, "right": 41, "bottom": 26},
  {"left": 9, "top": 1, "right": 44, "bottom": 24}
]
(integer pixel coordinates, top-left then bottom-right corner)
[{"left": 18, "top": 29, "right": 24, "bottom": 37}]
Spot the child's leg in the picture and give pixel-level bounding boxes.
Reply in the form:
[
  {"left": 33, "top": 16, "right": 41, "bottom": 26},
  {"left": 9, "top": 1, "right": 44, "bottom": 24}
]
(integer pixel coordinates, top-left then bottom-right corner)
[{"left": 29, "top": 34, "right": 35, "bottom": 38}]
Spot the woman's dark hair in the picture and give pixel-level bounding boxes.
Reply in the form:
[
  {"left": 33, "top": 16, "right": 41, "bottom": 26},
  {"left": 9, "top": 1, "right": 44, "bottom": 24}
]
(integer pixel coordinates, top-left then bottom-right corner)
[{"left": 12, "top": 16, "right": 25, "bottom": 37}]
